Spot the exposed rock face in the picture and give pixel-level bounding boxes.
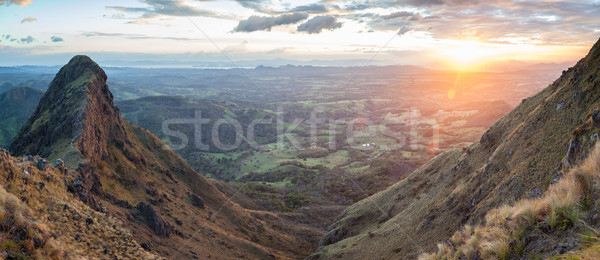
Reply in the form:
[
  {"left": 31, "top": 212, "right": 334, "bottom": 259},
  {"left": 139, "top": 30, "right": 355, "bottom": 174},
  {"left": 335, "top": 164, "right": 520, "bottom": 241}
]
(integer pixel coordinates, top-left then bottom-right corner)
[
  {"left": 311, "top": 38, "right": 600, "bottom": 259},
  {"left": 135, "top": 202, "right": 173, "bottom": 237},
  {"left": 10, "top": 56, "right": 130, "bottom": 168},
  {"left": 191, "top": 193, "right": 205, "bottom": 209}
]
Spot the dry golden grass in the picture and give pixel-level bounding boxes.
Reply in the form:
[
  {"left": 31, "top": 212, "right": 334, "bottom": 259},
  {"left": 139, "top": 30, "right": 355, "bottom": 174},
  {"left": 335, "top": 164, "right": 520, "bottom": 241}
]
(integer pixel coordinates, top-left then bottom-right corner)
[
  {"left": 0, "top": 184, "right": 62, "bottom": 259},
  {"left": 0, "top": 150, "right": 158, "bottom": 259},
  {"left": 419, "top": 143, "right": 600, "bottom": 260}
]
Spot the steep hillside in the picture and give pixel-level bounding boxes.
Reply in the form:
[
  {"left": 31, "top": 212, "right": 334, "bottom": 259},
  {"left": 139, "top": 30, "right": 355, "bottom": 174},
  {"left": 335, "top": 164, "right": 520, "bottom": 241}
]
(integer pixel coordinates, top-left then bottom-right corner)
[
  {"left": 310, "top": 37, "right": 600, "bottom": 259},
  {"left": 420, "top": 142, "right": 600, "bottom": 259},
  {"left": 0, "top": 87, "right": 44, "bottom": 148},
  {"left": 8, "top": 56, "right": 319, "bottom": 259},
  {"left": 0, "top": 149, "right": 156, "bottom": 259}
]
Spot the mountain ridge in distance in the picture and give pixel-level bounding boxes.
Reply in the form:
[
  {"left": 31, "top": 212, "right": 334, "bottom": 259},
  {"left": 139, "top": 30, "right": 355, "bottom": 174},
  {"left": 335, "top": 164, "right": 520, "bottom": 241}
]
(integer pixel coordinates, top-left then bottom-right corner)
[
  {"left": 7, "top": 55, "right": 318, "bottom": 259},
  {"left": 310, "top": 37, "right": 600, "bottom": 259}
]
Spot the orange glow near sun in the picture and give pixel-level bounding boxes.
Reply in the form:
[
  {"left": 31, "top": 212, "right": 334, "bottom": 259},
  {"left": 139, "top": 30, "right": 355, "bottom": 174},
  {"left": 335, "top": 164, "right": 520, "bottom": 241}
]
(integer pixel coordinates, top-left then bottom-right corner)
[
  {"left": 447, "top": 89, "right": 456, "bottom": 99},
  {"left": 438, "top": 40, "right": 588, "bottom": 71},
  {"left": 442, "top": 41, "right": 492, "bottom": 71}
]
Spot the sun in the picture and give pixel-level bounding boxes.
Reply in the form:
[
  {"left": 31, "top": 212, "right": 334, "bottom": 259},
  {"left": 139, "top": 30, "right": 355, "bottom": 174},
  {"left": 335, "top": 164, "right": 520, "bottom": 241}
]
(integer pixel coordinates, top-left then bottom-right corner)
[{"left": 442, "top": 41, "right": 491, "bottom": 70}]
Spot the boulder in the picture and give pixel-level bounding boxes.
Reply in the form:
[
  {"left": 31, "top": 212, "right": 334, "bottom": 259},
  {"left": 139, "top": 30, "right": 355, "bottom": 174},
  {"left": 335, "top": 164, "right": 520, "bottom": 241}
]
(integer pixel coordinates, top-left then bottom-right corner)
[
  {"left": 36, "top": 158, "right": 48, "bottom": 171},
  {"left": 54, "top": 159, "right": 64, "bottom": 167},
  {"left": 136, "top": 202, "right": 173, "bottom": 237},
  {"left": 191, "top": 194, "right": 205, "bottom": 209}
]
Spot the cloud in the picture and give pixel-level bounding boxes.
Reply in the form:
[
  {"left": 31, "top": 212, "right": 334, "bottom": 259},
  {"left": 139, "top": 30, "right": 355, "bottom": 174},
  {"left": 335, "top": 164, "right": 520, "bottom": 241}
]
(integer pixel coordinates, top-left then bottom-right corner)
[
  {"left": 234, "top": 0, "right": 271, "bottom": 13},
  {"left": 20, "top": 16, "right": 36, "bottom": 23},
  {"left": 50, "top": 36, "right": 64, "bottom": 42},
  {"left": 338, "top": 0, "right": 482, "bottom": 10},
  {"left": 82, "top": 31, "right": 200, "bottom": 41},
  {"left": 291, "top": 4, "right": 329, "bottom": 14},
  {"left": 397, "top": 26, "right": 411, "bottom": 36},
  {"left": 223, "top": 40, "right": 248, "bottom": 53},
  {"left": 266, "top": 47, "right": 294, "bottom": 54},
  {"left": 0, "top": 0, "right": 34, "bottom": 7},
  {"left": 20, "top": 35, "right": 34, "bottom": 44},
  {"left": 234, "top": 13, "right": 309, "bottom": 32},
  {"left": 297, "top": 15, "right": 342, "bottom": 34},
  {"left": 333, "top": 0, "right": 600, "bottom": 46},
  {"left": 381, "top": 11, "right": 414, "bottom": 20},
  {"left": 107, "top": 0, "right": 232, "bottom": 20},
  {"left": 126, "top": 19, "right": 153, "bottom": 24}
]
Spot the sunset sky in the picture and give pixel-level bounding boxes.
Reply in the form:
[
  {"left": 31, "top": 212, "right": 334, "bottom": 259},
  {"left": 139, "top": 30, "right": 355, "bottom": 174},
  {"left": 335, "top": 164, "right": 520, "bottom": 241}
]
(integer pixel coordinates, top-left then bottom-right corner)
[{"left": 0, "top": 0, "right": 599, "bottom": 68}]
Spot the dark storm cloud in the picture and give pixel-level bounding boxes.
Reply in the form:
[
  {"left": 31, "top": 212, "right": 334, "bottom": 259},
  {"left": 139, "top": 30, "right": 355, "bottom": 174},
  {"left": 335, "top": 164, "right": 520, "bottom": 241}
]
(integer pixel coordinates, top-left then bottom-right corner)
[
  {"left": 233, "top": 13, "right": 309, "bottom": 32},
  {"left": 297, "top": 15, "right": 342, "bottom": 34}
]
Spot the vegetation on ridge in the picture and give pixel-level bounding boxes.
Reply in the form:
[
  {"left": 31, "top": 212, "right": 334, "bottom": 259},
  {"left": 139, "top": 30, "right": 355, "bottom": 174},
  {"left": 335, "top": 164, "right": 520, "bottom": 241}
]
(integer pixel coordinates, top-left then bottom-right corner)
[
  {"left": 420, "top": 142, "right": 600, "bottom": 259},
  {"left": 0, "top": 149, "right": 156, "bottom": 259}
]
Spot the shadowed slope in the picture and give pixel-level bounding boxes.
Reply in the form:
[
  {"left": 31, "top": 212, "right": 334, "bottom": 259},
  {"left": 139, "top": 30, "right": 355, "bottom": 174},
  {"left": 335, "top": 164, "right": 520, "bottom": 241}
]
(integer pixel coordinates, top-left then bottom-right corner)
[{"left": 0, "top": 87, "right": 44, "bottom": 148}]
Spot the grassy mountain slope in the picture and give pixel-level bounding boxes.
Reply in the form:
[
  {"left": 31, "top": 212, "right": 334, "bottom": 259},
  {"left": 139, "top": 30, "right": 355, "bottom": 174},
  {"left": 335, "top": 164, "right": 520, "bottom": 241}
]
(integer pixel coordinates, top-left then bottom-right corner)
[
  {"left": 420, "top": 142, "right": 600, "bottom": 259},
  {"left": 310, "top": 37, "right": 600, "bottom": 259},
  {"left": 0, "top": 149, "right": 156, "bottom": 259},
  {"left": 0, "top": 87, "right": 44, "bottom": 148},
  {"left": 8, "top": 55, "right": 318, "bottom": 259}
]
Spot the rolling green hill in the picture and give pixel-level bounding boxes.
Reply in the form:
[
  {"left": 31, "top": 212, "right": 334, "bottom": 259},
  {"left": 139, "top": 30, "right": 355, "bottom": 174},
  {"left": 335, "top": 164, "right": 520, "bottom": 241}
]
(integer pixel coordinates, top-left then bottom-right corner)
[
  {"left": 0, "top": 87, "right": 44, "bottom": 148},
  {"left": 117, "top": 96, "right": 278, "bottom": 180}
]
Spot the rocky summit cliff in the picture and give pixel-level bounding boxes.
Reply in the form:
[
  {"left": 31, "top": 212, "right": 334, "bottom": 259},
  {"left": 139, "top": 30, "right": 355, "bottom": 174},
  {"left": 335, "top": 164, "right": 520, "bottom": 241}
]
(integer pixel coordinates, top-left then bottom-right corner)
[
  {"left": 311, "top": 37, "right": 600, "bottom": 259},
  {"left": 10, "top": 56, "right": 127, "bottom": 168},
  {"left": 7, "top": 56, "right": 317, "bottom": 259}
]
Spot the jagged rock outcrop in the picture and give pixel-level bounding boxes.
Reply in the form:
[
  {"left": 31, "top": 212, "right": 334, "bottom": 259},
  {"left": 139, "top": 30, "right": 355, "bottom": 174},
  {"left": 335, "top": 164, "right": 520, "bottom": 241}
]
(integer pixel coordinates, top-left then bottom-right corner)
[
  {"left": 10, "top": 56, "right": 133, "bottom": 168},
  {"left": 135, "top": 202, "right": 174, "bottom": 237},
  {"left": 311, "top": 38, "right": 600, "bottom": 259},
  {"left": 191, "top": 193, "right": 205, "bottom": 209}
]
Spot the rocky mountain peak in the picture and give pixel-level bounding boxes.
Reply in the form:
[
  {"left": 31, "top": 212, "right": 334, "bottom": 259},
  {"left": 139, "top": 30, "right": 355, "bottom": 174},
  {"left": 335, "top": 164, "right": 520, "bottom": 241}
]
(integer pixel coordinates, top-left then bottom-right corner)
[
  {"left": 58, "top": 55, "right": 106, "bottom": 83},
  {"left": 9, "top": 55, "right": 127, "bottom": 168}
]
